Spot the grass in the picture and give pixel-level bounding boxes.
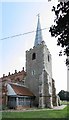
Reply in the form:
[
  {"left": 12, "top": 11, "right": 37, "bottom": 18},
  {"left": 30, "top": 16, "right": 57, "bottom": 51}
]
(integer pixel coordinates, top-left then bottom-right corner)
[
  {"left": 2, "top": 101, "right": 69, "bottom": 119},
  {"left": 2, "top": 106, "right": 69, "bottom": 119},
  {"left": 0, "top": 112, "right": 2, "bottom": 120},
  {"left": 61, "top": 101, "right": 69, "bottom": 105}
]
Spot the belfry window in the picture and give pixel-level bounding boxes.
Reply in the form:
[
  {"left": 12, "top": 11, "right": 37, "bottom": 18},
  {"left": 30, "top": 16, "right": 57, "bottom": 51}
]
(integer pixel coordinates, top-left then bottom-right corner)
[{"left": 32, "top": 53, "right": 36, "bottom": 60}]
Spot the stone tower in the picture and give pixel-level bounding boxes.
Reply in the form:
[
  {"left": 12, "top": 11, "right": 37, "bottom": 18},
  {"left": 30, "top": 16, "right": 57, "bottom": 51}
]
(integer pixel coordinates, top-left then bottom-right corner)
[{"left": 25, "top": 15, "right": 53, "bottom": 108}]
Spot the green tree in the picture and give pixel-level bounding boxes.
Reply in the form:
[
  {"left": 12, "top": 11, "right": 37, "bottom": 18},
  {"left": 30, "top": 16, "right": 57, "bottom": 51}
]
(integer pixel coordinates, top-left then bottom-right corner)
[
  {"left": 49, "top": 1, "right": 69, "bottom": 65},
  {"left": 58, "top": 90, "right": 69, "bottom": 101}
]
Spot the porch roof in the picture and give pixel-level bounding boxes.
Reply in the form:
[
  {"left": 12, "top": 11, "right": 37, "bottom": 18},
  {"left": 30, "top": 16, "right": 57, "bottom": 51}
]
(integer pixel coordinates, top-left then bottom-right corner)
[{"left": 10, "top": 83, "right": 35, "bottom": 97}]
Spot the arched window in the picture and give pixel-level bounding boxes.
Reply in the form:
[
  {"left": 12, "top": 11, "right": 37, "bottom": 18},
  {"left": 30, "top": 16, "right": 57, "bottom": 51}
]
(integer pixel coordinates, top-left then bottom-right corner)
[{"left": 32, "top": 53, "right": 36, "bottom": 60}]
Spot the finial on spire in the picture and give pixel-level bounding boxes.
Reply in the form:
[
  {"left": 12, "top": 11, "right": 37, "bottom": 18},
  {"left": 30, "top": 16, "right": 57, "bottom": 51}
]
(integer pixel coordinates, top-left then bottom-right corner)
[
  {"left": 37, "top": 13, "right": 40, "bottom": 18},
  {"left": 34, "top": 14, "right": 43, "bottom": 47}
]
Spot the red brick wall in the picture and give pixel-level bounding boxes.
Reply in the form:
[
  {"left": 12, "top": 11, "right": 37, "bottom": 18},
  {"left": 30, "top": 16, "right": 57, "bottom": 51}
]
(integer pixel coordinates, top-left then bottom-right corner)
[{"left": 1, "top": 69, "right": 26, "bottom": 107}]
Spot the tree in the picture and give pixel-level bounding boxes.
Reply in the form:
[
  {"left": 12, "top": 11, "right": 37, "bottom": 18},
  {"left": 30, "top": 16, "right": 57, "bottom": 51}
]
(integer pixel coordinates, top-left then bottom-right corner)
[
  {"left": 49, "top": 1, "right": 69, "bottom": 65},
  {"left": 58, "top": 90, "right": 69, "bottom": 101}
]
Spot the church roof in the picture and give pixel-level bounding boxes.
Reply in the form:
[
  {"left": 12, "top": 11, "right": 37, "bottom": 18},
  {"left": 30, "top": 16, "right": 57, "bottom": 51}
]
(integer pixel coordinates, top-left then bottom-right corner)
[{"left": 34, "top": 14, "right": 43, "bottom": 47}]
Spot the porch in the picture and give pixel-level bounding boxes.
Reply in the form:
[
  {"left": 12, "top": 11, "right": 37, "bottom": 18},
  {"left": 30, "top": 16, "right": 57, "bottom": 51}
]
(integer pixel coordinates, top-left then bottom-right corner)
[{"left": 8, "top": 95, "right": 34, "bottom": 109}]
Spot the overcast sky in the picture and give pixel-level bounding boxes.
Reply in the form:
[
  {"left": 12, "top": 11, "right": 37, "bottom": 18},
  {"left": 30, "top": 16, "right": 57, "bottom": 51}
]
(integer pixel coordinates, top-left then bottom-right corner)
[{"left": 0, "top": 0, "right": 67, "bottom": 93}]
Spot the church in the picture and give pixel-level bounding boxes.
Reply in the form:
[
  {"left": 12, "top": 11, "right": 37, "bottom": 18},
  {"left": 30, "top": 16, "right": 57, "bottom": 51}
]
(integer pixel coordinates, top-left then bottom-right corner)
[{"left": 1, "top": 15, "right": 60, "bottom": 110}]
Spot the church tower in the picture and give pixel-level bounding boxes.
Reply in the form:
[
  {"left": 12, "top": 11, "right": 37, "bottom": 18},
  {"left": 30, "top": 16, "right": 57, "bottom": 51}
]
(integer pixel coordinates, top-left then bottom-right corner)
[{"left": 25, "top": 15, "right": 53, "bottom": 108}]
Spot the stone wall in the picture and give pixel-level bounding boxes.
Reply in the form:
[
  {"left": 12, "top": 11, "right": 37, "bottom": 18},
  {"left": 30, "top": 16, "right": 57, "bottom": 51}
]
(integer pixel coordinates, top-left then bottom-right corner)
[
  {"left": 52, "top": 79, "right": 58, "bottom": 106},
  {"left": 26, "top": 43, "right": 45, "bottom": 106},
  {"left": 39, "top": 70, "right": 53, "bottom": 108}
]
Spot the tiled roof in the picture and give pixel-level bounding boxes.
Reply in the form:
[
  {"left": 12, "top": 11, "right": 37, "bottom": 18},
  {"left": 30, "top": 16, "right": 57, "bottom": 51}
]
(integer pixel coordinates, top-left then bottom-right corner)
[{"left": 10, "top": 83, "right": 34, "bottom": 97}]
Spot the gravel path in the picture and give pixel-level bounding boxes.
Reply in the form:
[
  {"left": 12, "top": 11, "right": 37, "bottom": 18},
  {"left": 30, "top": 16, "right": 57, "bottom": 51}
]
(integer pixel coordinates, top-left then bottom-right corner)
[
  {"left": 53, "top": 105, "right": 67, "bottom": 110},
  {"left": 2, "top": 105, "right": 67, "bottom": 112}
]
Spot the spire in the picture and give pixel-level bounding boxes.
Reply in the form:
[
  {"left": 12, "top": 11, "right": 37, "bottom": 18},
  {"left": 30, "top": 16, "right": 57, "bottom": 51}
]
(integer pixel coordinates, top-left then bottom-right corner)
[{"left": 34, "top": 14, "right": 43, "bottom": 47}]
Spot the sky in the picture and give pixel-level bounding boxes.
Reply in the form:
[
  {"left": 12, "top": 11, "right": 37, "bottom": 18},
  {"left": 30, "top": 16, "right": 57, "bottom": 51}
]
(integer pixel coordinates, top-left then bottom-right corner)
[{"left": 0, "top": 0, "right": 67, "bottom": 93}]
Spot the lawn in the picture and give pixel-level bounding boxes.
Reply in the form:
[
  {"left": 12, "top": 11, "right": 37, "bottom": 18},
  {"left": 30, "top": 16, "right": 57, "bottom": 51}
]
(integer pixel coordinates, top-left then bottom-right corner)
[
  {"left": 61, "top": 101, "right": 69, "bottom": 105},
  {"left": 2, "top": 106, "right": 69, "bottom": 119}
]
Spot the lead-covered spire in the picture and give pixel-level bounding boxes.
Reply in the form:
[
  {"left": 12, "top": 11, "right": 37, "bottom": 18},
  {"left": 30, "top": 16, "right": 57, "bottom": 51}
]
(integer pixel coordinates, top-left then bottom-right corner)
[{"left": 34, "top": 14, "right": 43, "bottom": 47}]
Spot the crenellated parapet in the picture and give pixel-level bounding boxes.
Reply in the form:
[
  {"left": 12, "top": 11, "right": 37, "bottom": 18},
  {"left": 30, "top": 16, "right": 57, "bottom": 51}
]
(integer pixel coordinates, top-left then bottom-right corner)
[{"left": 1, "top": 67, "right": 26, "bottom": 85}]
